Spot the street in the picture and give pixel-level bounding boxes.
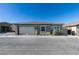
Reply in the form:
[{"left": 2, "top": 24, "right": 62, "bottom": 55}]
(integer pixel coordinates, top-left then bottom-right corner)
[{"left": 0, "top": 36, "right": 78, "bottom": 55}]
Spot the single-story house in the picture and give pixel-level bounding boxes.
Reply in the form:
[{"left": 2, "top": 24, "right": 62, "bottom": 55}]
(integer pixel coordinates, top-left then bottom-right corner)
[
  {"left": 64, "top": 22, "right": 79, "bottom": 35},
  {"left": 11, "top": 22, "right": 64, "bottom": 35}
]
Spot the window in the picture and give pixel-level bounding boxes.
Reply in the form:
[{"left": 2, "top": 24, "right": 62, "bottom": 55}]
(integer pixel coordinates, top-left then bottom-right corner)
[
  {"left": 51, "top": 26, "right": 60, "bottom": 31},
  {"left": 41, "top": 27, "right": 45, "bottom": 31},
  {"left": 56, "top": 26, "right": 59, "bottom": 31},
  {"left": 35, "top": 27, "right": 37, "bottom": 30},
  {"left": 46, "top": 26, "right": 50, "bottom": 32},
  {"left": 35, "top": 26, "right": 40, "bottom": 30},
  {"left": 52, "top": 26, "right": 57, "bottom": 31},
  {"left": 54, "top": 27, "right": 57, "bottom": 29},
  {"left": 57, "top": 26, "right": 59, "bottom": 29}
]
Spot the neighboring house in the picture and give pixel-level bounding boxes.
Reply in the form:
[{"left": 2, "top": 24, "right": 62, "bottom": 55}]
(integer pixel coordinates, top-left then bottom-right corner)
[
  {"left": 64, "top": 22, "right": 79, "bottom": 35},
  {"left": 11, "top": 22, "right": 64, "bottom": 35},
  {"left": 0, "top": 22, "right": 11, "bottom": 33}
]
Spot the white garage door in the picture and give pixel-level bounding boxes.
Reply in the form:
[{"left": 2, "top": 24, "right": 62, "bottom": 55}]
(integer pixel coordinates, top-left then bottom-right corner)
[{"left": 19, "top": 27, "right": 34, "bottom": 35}]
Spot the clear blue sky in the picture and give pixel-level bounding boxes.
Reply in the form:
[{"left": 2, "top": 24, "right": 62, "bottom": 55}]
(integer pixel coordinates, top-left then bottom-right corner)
[{"left": 0, "top": 3, "right": 79, "bottom": 23}]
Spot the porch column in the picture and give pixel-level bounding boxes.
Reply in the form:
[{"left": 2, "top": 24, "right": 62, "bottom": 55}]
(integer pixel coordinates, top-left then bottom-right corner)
[
  {"left": 42, "top": 26, "right": 46, "bottom": 35},
  {"left": 37, "top": 26, "right": 40, "bottom": 35},
  {"left": 34, "top": 25, "right": 38, "bottom": 35}
]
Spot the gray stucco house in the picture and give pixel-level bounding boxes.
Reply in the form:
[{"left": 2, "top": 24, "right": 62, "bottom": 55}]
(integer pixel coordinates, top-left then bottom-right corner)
[
  {"left": 0, "top": 22, "right": 11, "bottom": 33},
  {"left": 11, "top": 22, "right": 64, "bottom": 35}
]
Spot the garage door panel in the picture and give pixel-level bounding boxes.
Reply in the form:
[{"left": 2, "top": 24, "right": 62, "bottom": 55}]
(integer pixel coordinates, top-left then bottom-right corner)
[{"left": 19, "top": 27, "right": 34, "bottom": 35}]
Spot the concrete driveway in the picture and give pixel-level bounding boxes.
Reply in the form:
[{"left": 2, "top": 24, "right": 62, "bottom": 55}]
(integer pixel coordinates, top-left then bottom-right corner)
[{"left": 0, "top": 36, "right": 79, "bottom": 55}]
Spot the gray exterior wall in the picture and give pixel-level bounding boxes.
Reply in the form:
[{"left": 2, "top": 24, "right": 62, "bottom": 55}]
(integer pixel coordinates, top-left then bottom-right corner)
[{"left": 13, "top": 24, "right": 63, "bottom": 35}]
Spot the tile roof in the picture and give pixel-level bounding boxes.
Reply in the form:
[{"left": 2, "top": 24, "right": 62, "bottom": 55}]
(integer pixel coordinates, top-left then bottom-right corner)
[
  {"left": 14, "top": 22, "right": 63, "bottom": 25},
  {"left": 0, "top": 22, "right": 11, "bottom": 26},
  {"left": 64, "top": 21, "right": 79, "bottom": 27}
]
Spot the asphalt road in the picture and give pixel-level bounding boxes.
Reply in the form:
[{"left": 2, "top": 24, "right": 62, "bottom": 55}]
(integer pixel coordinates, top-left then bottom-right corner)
[{"left": 0, "top": 36, "right": 79, "bottom": 55}]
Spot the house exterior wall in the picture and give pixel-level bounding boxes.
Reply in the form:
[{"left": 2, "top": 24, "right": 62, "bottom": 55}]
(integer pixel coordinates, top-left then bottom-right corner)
[
  {"left": 71, "top": 26, "right": 77, "bottom": 34},
  {"left": 13, "top": 24, "right": 63, "bottom": 35},
  {"left": 76, "top": 26, "right": 79, "bottom": 35},
  {"left": 65, "top": 26, "right": 77, "bottom": 35},
  {"left": 51, "top": 25, "right": 62, "bottom": 31},
  {"left": 38, "top": 25, "right": 50, "bottom": 35}
]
